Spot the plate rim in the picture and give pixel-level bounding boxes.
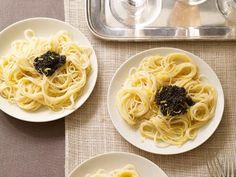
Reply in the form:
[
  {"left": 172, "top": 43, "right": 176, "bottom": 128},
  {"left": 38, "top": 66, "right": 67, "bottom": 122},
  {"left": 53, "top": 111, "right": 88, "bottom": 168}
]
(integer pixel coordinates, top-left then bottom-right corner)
[
  {"left": 0, "top": 17, "right": 98, "bottom": 122},
  {"left": 107, "top": 47, "right": 224, "bottom": 155},
  {"left": 68, "top": 151, "right": 169, "bottom": 177}
]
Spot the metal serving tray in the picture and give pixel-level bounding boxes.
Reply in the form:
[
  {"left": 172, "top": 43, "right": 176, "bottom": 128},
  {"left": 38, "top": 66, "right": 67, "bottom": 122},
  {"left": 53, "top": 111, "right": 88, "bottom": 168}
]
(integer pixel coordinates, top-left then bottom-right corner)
[{"left": 86, "top": 0, "right": 236, "bottom": 41}]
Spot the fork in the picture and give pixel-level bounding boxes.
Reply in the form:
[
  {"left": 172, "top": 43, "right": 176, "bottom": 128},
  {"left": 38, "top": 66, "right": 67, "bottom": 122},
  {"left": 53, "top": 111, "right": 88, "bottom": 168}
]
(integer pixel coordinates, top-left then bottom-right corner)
[
  {"left": 207, "top": 155, "right": 235, "bottom": 177},
  {"left": 207, "top": 156, "right": 224, "bottom": 177},
  {"left": 223, "top": 156, "right": 235, "bottom": 177}
]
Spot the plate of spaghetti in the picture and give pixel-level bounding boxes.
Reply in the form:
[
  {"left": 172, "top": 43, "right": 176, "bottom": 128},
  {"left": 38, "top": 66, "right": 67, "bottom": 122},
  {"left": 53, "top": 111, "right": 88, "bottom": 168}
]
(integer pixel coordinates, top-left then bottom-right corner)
[
  {"left": 69, "top": 152, "right": 168, "bottom": 177},
  {"left": 0, "top": 18, "right": 98, "bottom": 122},
  {"left": 107, "top": 48, "right": 224, "bottom": 154}
]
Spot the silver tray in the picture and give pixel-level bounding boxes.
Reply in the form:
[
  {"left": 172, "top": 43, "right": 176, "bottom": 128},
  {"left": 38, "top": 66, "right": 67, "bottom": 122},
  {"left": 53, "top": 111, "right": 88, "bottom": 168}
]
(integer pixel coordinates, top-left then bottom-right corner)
[{"left": 86, "top": 0, "right": 236, "bottom": 41}]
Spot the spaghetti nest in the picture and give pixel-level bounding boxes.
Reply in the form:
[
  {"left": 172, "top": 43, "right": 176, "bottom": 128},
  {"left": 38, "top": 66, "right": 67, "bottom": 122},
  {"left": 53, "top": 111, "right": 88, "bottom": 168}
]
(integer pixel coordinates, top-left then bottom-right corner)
[
  {"left": 116, "top": 53, "right": 217, "bottom": 146},
  {"left": 0, "top": 30, "right": 91, "bottom": 111},
  {"left": 86, "top": 164, "right": 139, "bottom": 177}
]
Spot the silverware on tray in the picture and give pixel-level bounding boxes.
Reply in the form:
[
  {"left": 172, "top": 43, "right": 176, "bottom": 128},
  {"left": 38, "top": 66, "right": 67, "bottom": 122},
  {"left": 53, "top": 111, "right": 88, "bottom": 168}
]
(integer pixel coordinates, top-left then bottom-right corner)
[{"left": 86, "top": 0, "right": 236, "bottom": 41}]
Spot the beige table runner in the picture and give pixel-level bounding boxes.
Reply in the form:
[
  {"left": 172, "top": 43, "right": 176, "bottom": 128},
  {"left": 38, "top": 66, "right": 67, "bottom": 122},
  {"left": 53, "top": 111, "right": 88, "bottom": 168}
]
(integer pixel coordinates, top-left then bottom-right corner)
[{"left": 64, "top": 0, "right": 236, "bottom": 176}]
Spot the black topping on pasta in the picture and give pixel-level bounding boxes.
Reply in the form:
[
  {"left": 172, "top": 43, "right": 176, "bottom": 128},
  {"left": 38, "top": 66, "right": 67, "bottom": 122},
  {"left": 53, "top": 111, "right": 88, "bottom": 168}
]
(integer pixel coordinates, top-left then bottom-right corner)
[
  {"left": 34, "top": 51, "right": 66, "bottom": 76},
  {"left": 156, "top": 85, "right": 194, "bottom": 116}
]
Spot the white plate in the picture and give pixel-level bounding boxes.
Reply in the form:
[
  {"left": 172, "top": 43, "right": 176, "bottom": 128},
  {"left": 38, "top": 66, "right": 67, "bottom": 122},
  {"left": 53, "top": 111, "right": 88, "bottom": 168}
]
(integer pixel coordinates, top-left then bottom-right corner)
[
  {"left": 69, "top": 152, "right": 169, "bottom": 177},
  {"left": 0, "top": 17, "right": 98, "bottom": 122},
  {"left": 107, "top": 47, "right": 224, "bottom": 155}
]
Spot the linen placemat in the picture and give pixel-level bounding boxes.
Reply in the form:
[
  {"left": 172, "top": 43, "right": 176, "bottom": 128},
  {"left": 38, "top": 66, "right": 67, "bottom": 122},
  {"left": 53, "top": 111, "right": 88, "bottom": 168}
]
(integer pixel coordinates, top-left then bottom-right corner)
[
  {"left": 0, "top": 0, "right": 65, "bottom": 177},
  {"left": 65, "top": 0, "right": 236, "bottom": 176}
]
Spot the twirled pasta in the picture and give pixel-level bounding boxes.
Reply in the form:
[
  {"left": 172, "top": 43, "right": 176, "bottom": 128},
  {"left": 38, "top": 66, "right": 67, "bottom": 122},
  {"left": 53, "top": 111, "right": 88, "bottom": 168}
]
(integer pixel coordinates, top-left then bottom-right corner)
[
  {"left": 116, "top": 53, "right": 217, "bottom": 146},
  {"left": 0, "top": 29, "right": 91, "bottom": 111},
  {"left": 86, "top": 164, "right": 139, "bottom": 177}
]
